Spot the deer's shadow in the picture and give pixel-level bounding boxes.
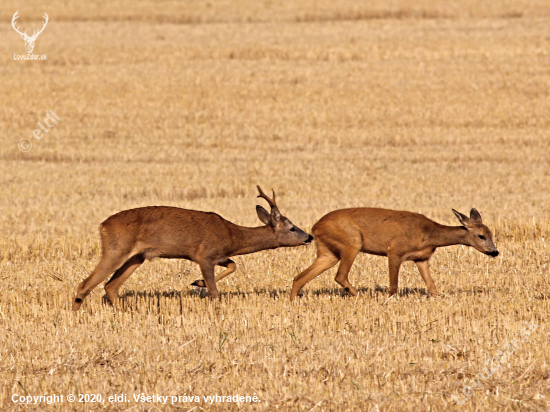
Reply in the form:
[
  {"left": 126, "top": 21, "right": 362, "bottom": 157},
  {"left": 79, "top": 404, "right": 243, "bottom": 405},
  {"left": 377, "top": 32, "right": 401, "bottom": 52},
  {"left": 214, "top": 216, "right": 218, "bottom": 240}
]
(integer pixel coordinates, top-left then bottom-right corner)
[
  {"left": 105, "top": 285, "right": 434, "bottom": 310},
  {"left": 308, "top": 285, "right": 429, "bottom": 298},
  {"left": 104, "top": 283, "right": 497, "bottom": 310}
]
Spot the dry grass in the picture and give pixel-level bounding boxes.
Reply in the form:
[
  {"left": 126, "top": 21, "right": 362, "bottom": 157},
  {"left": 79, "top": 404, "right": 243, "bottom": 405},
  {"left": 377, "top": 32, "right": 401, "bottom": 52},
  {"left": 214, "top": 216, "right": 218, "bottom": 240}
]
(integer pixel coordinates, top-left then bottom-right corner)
[{"left": 1, "top": 0, "right": 550, "bottom": 410}]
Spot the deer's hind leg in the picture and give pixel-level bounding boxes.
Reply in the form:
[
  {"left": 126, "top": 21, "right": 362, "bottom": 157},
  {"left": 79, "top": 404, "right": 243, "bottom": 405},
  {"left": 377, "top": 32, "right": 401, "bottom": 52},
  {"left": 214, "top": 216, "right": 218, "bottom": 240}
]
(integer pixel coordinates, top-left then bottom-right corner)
[
  {"left": 73, "top": 251, "right": 131, "bottom": 311},
  {"left": 291, "top": 243, "right": 339, "bottom": 300},
  {"left": 104, "top": 254, "right": 145, "bottom": 308},
  {"left": 191, "top": 258, "right": 236, "bottom": 288}
]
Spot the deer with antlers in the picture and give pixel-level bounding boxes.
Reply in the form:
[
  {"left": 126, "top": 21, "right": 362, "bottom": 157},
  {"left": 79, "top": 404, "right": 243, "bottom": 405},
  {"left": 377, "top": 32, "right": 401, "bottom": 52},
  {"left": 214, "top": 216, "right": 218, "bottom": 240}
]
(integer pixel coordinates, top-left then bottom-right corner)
[
  {"left": 291, "top": 207, "right": 498, "bottom": 300},
  {"left": 72, "top": 186, "right": 313, "bottom": 311},
  {"left": 12, "top": 11, "right": 49, "bottom": 54}
]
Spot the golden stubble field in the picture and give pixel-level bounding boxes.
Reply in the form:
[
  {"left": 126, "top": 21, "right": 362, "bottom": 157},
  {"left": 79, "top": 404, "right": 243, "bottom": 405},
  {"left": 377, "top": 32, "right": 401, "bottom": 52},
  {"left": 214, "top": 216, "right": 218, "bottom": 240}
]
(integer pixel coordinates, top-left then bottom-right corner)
[{"left": 1, "top": 0, "right": 550, "bottom": 410}]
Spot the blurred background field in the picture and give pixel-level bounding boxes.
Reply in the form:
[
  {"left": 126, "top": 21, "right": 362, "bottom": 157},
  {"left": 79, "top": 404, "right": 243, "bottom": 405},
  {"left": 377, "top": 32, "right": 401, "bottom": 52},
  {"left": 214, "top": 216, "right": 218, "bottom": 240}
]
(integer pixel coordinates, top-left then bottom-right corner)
[{"left": 1, "top": 0, "right": 550, "bottom": 410}]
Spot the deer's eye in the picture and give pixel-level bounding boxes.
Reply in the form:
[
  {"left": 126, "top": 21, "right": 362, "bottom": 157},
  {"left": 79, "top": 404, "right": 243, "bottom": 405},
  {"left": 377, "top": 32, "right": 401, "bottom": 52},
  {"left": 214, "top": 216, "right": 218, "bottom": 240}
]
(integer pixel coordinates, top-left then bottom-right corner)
[
  {"left": 478, "top": 235, "right": 486, "bottom": 240},
  {"left": 290, "top": 227, "right": 296, "bottom": 232}
]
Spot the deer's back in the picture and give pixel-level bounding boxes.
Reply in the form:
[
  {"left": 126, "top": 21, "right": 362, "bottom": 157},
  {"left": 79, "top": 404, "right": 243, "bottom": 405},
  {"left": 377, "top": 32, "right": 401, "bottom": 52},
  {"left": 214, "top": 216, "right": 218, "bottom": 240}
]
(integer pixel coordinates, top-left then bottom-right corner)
[
  {"left": 312, "top": 208, "right": 435, "bottom": 256},
  {"left": 99, "top": 206, "right": 232, "bottom": 259}
]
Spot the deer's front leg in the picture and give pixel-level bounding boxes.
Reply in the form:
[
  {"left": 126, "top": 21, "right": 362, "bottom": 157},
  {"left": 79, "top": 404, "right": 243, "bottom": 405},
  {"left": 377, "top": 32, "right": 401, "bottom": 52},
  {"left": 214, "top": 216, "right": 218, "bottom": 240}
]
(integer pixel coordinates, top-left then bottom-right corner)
[
  {"left": 388, "top": 255, "right": 403, "bottom": 296},
  {"left": 191, "top": 258, "right": 236, "bottom": 288},
  {"left": 198, "top": 260, "right": 219, "bottom": 299},
  {"left": 415, "top": 260, "right": 438, "bottom": 296}
]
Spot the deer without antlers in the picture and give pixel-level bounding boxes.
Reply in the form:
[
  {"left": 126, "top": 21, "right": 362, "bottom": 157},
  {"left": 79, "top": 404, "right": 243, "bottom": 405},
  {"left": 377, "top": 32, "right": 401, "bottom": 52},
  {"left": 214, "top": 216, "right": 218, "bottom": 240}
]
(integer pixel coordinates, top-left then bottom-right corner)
[
  {"left": 291, "top": 207, "right": 498, "bottom": 300},
  {"left": 11, "top": 11, "right": 49, "bottom": 54},
  {"left": 73, "top": 186, "right": 313, "bottom": 311}
]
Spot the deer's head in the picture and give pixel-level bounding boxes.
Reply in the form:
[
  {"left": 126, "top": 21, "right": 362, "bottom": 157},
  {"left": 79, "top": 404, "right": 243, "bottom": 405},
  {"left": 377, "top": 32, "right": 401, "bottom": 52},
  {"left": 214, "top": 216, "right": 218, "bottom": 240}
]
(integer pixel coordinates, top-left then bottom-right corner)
[
  {"left": 12, "top": 11, "right": 49, "bottom": 54},
  {"left": 256, "top": 186, "right": 313, "bottom": 247},
  {"left": 453, "top": 208, "right": 499, "bottom": 257}
]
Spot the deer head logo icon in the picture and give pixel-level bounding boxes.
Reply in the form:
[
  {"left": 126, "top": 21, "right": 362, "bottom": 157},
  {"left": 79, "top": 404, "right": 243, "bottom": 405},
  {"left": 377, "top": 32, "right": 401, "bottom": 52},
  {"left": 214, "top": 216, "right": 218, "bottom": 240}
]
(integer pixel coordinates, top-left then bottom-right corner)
[{"left": 11, "top": 11, "right": 49, "bottom": 54}]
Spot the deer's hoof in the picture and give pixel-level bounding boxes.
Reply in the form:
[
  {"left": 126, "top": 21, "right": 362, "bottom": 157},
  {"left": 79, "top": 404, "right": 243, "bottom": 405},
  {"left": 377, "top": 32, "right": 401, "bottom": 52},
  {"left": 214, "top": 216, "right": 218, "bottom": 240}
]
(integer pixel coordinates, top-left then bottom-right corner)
[{"left": 191, "top": 279, "right": 206, "bottom": 288}]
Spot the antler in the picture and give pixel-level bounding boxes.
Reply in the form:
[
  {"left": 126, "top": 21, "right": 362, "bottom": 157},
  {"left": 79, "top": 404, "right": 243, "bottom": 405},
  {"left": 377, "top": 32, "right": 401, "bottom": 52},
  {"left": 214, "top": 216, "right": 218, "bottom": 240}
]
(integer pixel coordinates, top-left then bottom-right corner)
[
  {"left": 256, "top": 185, "right": 278, "bottom": 209},
  {"left": 11, "top": 12, "right": 48, "bottom": 40},
  {"left": 28, "top": 13, "right": 48, "bottom": 40},
  {"left": 11, "top": 11, "right": 27, "bottom": 38}
]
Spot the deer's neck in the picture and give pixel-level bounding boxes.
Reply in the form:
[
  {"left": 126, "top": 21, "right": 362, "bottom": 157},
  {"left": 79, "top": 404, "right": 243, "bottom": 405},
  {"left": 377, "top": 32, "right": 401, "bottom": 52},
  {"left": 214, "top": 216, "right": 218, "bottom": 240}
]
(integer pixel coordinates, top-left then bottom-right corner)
[
  {"left": 230, "top": 225, "right": 279, "bottom": 256},
  {"left": 428, "top": 223, "right": 468, "bottom": 248}
]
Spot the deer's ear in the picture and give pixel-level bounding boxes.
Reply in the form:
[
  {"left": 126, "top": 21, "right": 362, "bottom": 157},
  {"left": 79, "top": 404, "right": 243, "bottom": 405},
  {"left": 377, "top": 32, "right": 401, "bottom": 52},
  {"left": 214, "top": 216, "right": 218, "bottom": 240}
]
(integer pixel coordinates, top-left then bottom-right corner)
[
  {"left": 256, "top": 205, "right": 271, "bottom": 225},
  {"left": 270, "top": 207, "right": 282, "bottom": 224},
  {"left": 452, "top": 209, "right": 470, "bottom": 227},
  {"left": 470, "top": 208, "right": 482, "bottom": 223}
]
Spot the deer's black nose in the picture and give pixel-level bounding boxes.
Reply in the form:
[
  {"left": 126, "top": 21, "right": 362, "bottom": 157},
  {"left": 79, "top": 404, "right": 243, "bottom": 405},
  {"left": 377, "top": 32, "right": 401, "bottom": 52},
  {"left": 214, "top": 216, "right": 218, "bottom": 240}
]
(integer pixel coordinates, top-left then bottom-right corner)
[
  {"left": 486, "top": 250, "right": 499, "bottom": 257},
  {"left": 305, "top": 234, "right": 314, "bottom": 244}
]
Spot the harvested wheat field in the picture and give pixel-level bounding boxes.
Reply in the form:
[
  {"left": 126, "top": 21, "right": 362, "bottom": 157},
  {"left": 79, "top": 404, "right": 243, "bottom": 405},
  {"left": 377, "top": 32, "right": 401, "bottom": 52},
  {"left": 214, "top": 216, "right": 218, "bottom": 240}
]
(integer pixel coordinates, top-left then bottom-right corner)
[{"left": 1, "top": 0, "right": 550, "bottom": 410}]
